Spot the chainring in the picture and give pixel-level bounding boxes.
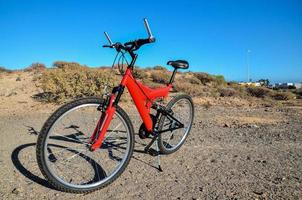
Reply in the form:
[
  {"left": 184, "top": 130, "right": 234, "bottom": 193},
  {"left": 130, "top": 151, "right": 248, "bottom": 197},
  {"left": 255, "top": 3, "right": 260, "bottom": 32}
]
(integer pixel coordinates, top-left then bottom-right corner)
[{"left": 138, "top": 114, "right": 157, "bottom": 139}]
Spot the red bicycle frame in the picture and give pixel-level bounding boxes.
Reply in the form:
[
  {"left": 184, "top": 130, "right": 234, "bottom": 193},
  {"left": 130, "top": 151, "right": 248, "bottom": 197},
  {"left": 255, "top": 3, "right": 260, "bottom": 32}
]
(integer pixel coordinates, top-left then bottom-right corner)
[
  {"left": 88, "top": 18, "right": 179, "bottom": 150},
  {"left": 89, "top": 67, "right": 172, "bottom": 150}
]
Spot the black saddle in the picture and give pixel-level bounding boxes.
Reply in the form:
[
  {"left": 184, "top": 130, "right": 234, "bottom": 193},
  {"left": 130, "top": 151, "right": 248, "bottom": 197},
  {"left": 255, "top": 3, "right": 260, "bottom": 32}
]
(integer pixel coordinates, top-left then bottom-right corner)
[{"left": 167, "top": 60, "right": 189, "bottom": 69}]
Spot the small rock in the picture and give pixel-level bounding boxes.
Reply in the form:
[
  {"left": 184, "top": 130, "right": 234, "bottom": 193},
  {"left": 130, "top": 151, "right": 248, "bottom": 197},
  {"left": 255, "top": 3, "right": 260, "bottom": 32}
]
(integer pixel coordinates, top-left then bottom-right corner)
[
  {"left": 16, "top": 77, "right": 21, "bottom": 81},
  {"left": 223, "top": 123, "right": 230, "bottom": 128},
  {"left": 55, "top": 193, "right": 59, "bottom": 197},
  {"left": 253, "top": 190, "right": 263, "bottom": 195},
  {"left": 11, "top": 187, "right": 22, "bottom": 195},
  {"left": 273, "top": 177, "right": 283, "bottom": 184},
  {"left": 6, "top": 91, "right": 17, "bottom": 97},
  {"left": 247, "top": 124, "right": 259, "bottom": 128},
  {"left": 210, "top": 159, "right": 216, "bottom": 163},
  {"left": 255, "top": 160, "right": 267, "bottom": 164},
  {"left": 253, "top": 124, "right": 259, "bottom": 128}
]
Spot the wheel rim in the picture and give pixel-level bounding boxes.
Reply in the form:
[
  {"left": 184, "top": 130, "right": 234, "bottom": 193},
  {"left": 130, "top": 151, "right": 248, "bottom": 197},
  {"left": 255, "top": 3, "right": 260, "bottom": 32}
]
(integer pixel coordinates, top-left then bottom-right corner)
[
  {"left": 160, "top": 98, "right": 193, "bottom": 151},
  {"left": 43, "top": 103, "right": 131, "bottom": 189}
]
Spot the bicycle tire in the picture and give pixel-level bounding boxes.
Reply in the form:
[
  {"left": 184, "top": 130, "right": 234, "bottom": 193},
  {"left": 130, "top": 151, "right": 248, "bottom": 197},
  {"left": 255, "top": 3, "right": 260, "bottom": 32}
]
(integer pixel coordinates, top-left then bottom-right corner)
[
  {"left": 36, "top": 97, "right": 134, "bottom": 193},
  {"left": 157, "top": 94, "right": 194, "bottom": 154}
]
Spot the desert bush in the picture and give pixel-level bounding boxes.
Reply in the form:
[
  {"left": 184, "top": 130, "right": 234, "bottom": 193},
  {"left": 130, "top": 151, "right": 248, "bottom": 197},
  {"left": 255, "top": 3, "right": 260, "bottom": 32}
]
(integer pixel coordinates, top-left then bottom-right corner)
[
  {"left": 133, "top": 68, "right": 148, "bottom": 80},
  {"left": 53, "top": 61, "right": 85, "bottom": 70},
  {"left": 150, "top": 70, "right": 170, "bottom": 84},
  {"left": 294, "top": 88, "right": 302, "bottom": 99},
  {"left": 39, "top": 64, "right": 118, "bottom": 103},
  {"left": 0, "top": 66, "right": 12, "bottom": 73},
  {"left": 246, "top": 86, "right": 272, "bottom": 98},
  {"left": 227, "top": 82, "right": 248, "bottom": 97},
  {"left": 212, "top": 75, "right": 226, "bottom": 85},
  {"left": 193, "top": 72, "right": 212, "bottom": 84},
  {"left": 153, "top": 65, "right": 167, "bottom": 71},
  {"left": 142, "top": 78, "right": 162, "bottom": 88},
  {"left": 193, "top": 72, "right": 226, "bottom": 86},
  {"left": 218, "top": 87, "right": 237, "bottom": 97},
  {"left": 173, "top": 82, "right": 204, "bottom": 96},
  {"left": 183, "top": 75, "right": 201, "bottom": 84},
  {"left": 24, "top": 63, "right": 46, "bottom": 72},
  {"left": 271, "top": 91, "right": 295, "bottom": 100}
]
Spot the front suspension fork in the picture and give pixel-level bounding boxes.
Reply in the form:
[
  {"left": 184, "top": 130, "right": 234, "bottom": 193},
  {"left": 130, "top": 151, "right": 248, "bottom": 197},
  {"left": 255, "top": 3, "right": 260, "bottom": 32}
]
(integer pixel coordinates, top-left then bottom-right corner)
[
  {"left": 89, "top": 94, "right": 116, "bottom": 151},
  {"left": 89, "top": 85, "right": 125, "bottom": 151}
]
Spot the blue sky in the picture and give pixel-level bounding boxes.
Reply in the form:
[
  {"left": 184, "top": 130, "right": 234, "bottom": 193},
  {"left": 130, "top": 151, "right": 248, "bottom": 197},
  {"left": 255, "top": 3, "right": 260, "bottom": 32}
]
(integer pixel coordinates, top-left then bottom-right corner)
[{"left": 0, "top": 0, "right": 301, "bottom": 83}]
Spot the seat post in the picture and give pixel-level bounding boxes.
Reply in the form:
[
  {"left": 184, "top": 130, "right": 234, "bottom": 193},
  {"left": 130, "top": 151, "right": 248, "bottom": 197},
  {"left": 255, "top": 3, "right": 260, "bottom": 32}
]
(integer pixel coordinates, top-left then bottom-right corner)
[{"left": 168, "top": 68, "right": 177, "bottom": 84}]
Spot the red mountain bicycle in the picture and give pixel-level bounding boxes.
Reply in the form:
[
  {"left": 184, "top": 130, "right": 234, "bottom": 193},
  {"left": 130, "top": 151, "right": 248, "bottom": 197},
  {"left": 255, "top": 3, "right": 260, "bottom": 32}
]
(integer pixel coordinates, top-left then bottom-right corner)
[{"left": 36, "top": 19, "right": 194, "bottom": 193}]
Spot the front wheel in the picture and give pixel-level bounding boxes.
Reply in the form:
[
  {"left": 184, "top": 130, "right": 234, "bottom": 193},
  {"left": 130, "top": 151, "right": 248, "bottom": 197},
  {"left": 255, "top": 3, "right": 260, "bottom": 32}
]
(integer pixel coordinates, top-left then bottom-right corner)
[
  {"left": 157, "top": 94, "right": 194, "bottom": 154},
  {"left": 36, "top": 97, "right": 134, "bottom": 193}
]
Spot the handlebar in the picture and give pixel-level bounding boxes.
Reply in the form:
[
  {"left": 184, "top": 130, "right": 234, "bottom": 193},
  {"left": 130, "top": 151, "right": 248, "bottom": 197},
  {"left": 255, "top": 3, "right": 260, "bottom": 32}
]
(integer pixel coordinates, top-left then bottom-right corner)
[
  {"left": 103, "top": 18, "right": 155, "bottom": 52},
  {"left": 104, "top": 32, "right": 113, "bottom": 45},
  {"left": 143, "top": 18, "right": 154, "bottom": 40}
]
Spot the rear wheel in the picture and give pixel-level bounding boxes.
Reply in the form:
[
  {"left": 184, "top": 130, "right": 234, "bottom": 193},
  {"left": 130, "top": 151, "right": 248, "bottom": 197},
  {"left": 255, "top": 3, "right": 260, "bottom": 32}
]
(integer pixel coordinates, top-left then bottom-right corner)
[
  {"left": 36, "top": 97, "right": 134, "bottom": 193},
  {"left": 157, "top": 94, "right": 194, "bottom": 154}
]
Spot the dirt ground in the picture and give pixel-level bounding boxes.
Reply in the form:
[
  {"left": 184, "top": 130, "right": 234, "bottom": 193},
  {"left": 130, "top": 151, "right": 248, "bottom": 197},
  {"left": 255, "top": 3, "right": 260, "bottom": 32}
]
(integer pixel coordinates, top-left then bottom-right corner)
[{"left": 0, "top": 72, "right": 301, "bottom": 199}]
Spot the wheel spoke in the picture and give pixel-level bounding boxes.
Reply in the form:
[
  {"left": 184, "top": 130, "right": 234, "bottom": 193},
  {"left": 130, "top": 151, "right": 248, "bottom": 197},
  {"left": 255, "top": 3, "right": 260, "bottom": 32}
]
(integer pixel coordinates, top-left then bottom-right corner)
[
  {"left": 56, "top": 148, "right": 89, "bottom": 163},
  {"left": 51, "top": 132, "right": 89, "bottom": 145},
  {"left": 40, "top": 101, "right": 132, "bottom": 190},
  {"left": 159, "top": 96, "right": 193, "bottom": 152},
  {"left": 49, "top": 144, "right": 87, "bottom": 161}
]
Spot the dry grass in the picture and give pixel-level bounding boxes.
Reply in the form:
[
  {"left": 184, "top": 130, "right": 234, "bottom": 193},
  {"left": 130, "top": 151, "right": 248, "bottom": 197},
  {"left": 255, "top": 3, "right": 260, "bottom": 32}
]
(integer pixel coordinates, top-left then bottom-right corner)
[
  {"left": 24, "top": 63, "right": 46, "bottom": 72},
  {"left": 150, "top": 70, "right": 170, "bottom": 84},
  {"left": 0, "top": 66, "right": 13, "bottom": 74},
  {"left": 38, "top": 63, "right": 118, "bottom": 103},
  {"left": 31, "top": 61, "right": 298, "bottom": 104}
]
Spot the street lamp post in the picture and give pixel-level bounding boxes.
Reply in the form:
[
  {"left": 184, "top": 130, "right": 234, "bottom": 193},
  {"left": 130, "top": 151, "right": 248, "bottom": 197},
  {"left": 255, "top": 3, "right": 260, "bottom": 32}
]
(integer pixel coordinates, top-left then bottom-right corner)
[{"left": 246, "top": 49, "right": 251, "bottom": 82}]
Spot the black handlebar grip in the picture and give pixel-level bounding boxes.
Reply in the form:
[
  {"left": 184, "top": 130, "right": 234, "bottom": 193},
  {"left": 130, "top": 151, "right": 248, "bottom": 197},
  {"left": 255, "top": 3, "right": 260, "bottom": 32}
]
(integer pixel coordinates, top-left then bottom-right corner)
[{"left": 137, "top": 38, "right": 150, "bottom": 46}]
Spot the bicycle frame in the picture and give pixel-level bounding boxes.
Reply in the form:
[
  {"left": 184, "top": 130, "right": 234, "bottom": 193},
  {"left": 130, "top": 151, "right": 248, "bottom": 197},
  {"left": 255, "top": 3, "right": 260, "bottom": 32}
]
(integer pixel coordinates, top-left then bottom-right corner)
[{"left": 89, "top": 66, "right": 172, "bottom": 150}]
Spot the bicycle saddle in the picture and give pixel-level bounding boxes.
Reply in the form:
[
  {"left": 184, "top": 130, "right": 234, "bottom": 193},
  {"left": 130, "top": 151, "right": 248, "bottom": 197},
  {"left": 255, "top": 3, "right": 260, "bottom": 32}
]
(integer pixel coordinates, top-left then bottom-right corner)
[{"left": 167, "top": 60, "right": 189, "bottom": 69}]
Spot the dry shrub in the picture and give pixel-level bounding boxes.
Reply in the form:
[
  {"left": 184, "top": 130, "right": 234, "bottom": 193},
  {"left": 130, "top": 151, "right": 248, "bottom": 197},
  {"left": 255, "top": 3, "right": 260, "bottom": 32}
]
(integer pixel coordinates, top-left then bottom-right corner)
[
  {"left": 194, "top": 72, "right": 226, "bottom": 86},
  {"left": 183, "top": 75, "right": 201, "bottom": 84},
  {"left": 150, "top": 70, "right": 170, "bottom": 84},
  {"left": 227, "top": 82, "right": 247, "bottom": 97},
  {"left": 24, "top": 63, "right": 46, "bottom": 72},
  {"left": 271, "top": 91, "right": 295, "bottom": 100},
  {"left": 218, "top": 87, "right": 237, "bottom": 97},
  {"left": 193, "top": 72, "right": 212, "bottom": 84},
  {"left": 133, "top": 68, "right": 148, "bottom": 80},
  {"left": 0, "top": 66, "right": 12, "bottom": 73},
  {"left": 212, "top": 75, "right": 226, "bottom": 85},
  {"left": 53, "top": 61, "right": 87, "bottom": 70},
  {"left": 293, "top": 88, "right": 302, "bottom": 99},
  {"left": 153, "top": 65, "right": 167, "bottom": 71},
  {"left": 246, "top": 86, "right": 272, "bottom": 98},
  {"left": 173, "top": 82, "right": 204, "bottom": 96},
  {"left": 39, "top": 63, "right": 118, "bottom": 103}
]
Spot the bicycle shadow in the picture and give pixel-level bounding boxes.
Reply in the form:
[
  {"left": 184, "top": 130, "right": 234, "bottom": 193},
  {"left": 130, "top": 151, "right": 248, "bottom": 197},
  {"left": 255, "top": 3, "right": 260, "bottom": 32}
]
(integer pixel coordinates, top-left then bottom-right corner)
[
  {"left": 11, "top": 142, "right": 56, "bottom": 190},
  {"left": 11, "top": 126, "right": 158, "bottom": 190}
]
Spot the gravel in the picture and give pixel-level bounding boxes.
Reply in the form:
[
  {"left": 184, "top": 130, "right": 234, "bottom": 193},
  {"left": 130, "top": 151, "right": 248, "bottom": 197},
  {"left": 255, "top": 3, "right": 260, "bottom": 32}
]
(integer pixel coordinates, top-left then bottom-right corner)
[{"left": 0, "top": 104, "right": 301, "bottom": 199}]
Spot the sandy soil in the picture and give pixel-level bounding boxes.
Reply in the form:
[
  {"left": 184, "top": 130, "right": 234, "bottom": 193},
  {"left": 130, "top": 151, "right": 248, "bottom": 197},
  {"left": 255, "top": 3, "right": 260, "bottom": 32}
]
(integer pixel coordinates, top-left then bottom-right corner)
[{"left": 0, "top": 72, "right": 301, "bottom": 199}]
